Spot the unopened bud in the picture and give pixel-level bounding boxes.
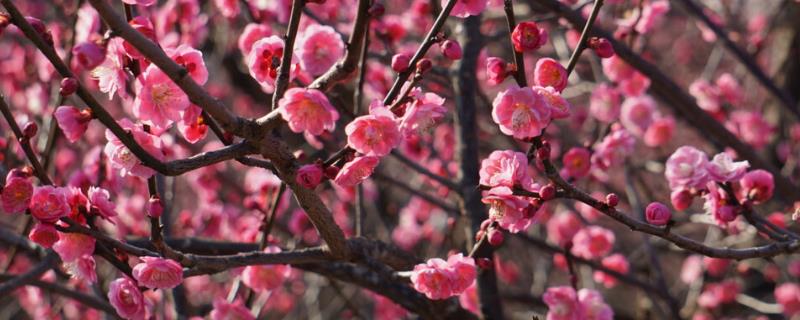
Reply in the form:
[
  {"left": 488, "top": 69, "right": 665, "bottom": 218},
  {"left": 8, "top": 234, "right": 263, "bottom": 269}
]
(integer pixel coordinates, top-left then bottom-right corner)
[{"left": 59, "top": 77, "right": 78, "bottom": 96}]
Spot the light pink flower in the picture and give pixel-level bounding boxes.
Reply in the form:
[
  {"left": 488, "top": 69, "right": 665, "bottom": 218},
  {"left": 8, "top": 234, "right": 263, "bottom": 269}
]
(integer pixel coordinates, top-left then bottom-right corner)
[
  {"left": 486, "top": 57, "right": 508, "bottom": 85},
  {"left": 591, "top": 126, "right": 635, "bottom": 170},
  {"left": 740, "top": 169, "right": 774, "bottom": 203},
  {"left": 242, "top": 246, "right": 291, "bottom": 292},
  {"left": 571, "top": 226, "right": 615, "bottom": 260},
  {"left": 543, "top": 286, "right": 581, "bottom": 320},
  {"left": 776, "top": 283, "right": 800, "bottom": 317},
  {"left": 562, "top": 147, "right": 591, "bottom": 179},
  {"left": 665, "top": 146, "right": 710, "bottom": 190},
  {"left": 671, "top": 189, "right": 693, "bottom": 211},
  {"left": 214, "top": 0, "right": 240, "bottom": 18},
  {"left": 297, "top": 24, "right": 345, "bottom": 76},
  {"left": 589, "top": 83, "right": 621, "bottom": 123},
  {"left": 132, "top": 257, "right": 183, "bottom": 289},
  {"left": 399, "top": 89, "right": 447, "bottom": 136},
  {"left": 88, "top": 186, "right": 117, "bottom": 219},
  {"left": 345, "top": 104, "right": 401, "bottom": 157},
  {"left": 447, "top": 0, "right": 487, "bottom": 18},
  {"left": 643, "top": 116, "right": 674, "bottom": 147},
  {"left": 601, "top": 55, "right": 634, "bottom": 83},
  {"left": 492, "top": 85, "right": 551, "bottom": 139},
  {"left": 410, "top": 253, "right": 476, "bottom": 300},
  {"left": 547, "top": 211, "right": 583, "bottom": 246},
  {"left": 482, "top": 186, "right": 534, "bottom": 233},
  {"left": 334, "top": 156, "right": 380, "bottom": 187},
  {"left": 64, "top": 255, "right": 97, "bottom": 283},
  {"left": 593, "top": 254, "right": 629, "bottom": 288},
  {"left": 53, "top": 232, "right": 96, "bottom": 262},
  {"left": 177, "top": 105, "right": 208, "bottom": 144},
  {"left": 458, "top": 284, "right": 479, "bottom": 315},
  {"left": 122, "top": 0, "right": 156, "bottom": 6},
  {"left": 210, "top": 299, "right": 254, "bottom": 320},
  {"left": 620, "top": 95, "right": 657, "bottom": 136},
  {"left": 29, "top": 186, "right": 70, "bottom": 223},
  {"left": 645, "top": 201, "right": 671, "bottom": 226},
  {"left": 726, "top": 111, "right": 774, "bottom": 149},
  {"left": 703, "top": 182, "right": 738, "bottom": 225},
  {"left": 680, "top": 255, "right": 703, "bottom": 284},
  {"left": 2, "top": 176, "right": 33, "bottom": 214},
  {"left": 278, "top": 88, "right": 339, "bottom": 135},
  {"left": 479, "top": 150, "right": 532, "bottom": 189},
  {"left": 104, "top": 119, "right": 165, "bottom": 179},
  {"left": 238, "top": 24, "right": 273, "bottom": 57},
  {"left": 54, "top": 106, "right": 92, "bottom": 143},
  {"left": 533, "top": 86, "right": 571, "bottom": 119},
  {"left": 122, "top": 17, "right": 157, "bottom": 60},
  {"left": 706, "top": 152, "right": 749, "bottom": 182},
  {"left": 534, "top": 58, "right": 568, "bottom": 92},
  {"left": 703, "top": 257, "right": 731, "bottom": 277},
  {"left": 28, "top": 222, "right": 58, "bottom": 248},
  {"left": 689, "top": 79, "right": 721, "bottom": 113},
  {"left": 578, "top": 289, "right": 614, "bottom": 320},
  {"left": 92, "top": 38, "right": 128, "bottom": 99},
  {"left": 167, "top": 45, "right": 208, "bottom": 85},
  {"left": 698, "top": 280, "right": 739, "bottom": 309},
  {"left": 72, "top": 41, "right": 105, "bottom": 70},
  {"left": 634, "top": 0, "right": 670, "bottom": 34},
  {"left": 715, "top": 73, "right": 742, "bottom": 105},
  {"left": 247, "top": 36, "right": 286, "bottom": 93},
  {"left": 134, "top": 64, "right": 191, "bottom": 130},
  {"left": 511, "top": 21, "right": 548, "bottom": 52},
  {"left": 107, "top": 277, "right": 146, "bottom": 320}
]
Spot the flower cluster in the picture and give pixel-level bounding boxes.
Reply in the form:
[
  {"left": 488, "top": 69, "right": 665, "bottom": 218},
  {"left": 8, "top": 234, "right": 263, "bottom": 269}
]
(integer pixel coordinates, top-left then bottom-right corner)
[{"left": 410, "top": 253, "right": 476, "bottom": 300}]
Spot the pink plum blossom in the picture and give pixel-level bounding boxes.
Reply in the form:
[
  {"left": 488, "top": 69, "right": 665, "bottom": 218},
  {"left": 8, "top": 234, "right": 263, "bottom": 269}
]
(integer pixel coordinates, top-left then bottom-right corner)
[
  {"left": 533, "top": 86, "right": 571, "bottom": 119},
  {"left": 562, "top": 147, "right": 591, "bottom": 179},
  {"left": 665, "top": 146, "right": 710, "bottom": 190},
  {"left": 167, "top": 45, "right": 208, "bottom": 85},
  {"left": 482, "top": 186, "right": 535, "bottom": 233},
  {"left": 486, "top": 57, "right": 508, "bottom": 85},
  {"left": 54, "top": 106, "right": 92, "bottom": 143},
  {"left": 620, "top": 95, "right": 657, "bottom": 137},
  {"left": 740, "top": 169, "right": 774, "bottom": 203},
  {"left": 543, "top": 286, "right": 581, "bottom": 320},
  {"left": 334, "top": 156, "right": 380, "bottom": 187},
  {"left": 593, "top": 254, "right": 629, "bottom": 288},
  {"left": 64, "top": 255, "right": 97, "bottom": 283},
  {"left": 479, "top": 150, "right": 533, "bottom": 189},
  {"left": 53, "top": 232, "right": 96, "bottom": 262},
  {"left": 534, "top": 58, "right": 568, "bottom": 92},
  {"left": 775, "top": 283, "right": 800, "bottom": 317},
  {"left": 492, "top": 85, "right": 551, "bottom": 139},
  {"left": 87, "top": 186, "right": 117, "bottom": 219},
  {"left": 399, "top": 89, "right": 447, "bottom": 136},
  {"left": 107, "top": 277, "right": 146, "bottom": 319},
  {"left": 242, "top": 246, "right": 291, "bottom": 292},
  {"left": 247, "top": 36, "right": 286, "bottom": 93},
  {"left": 104, "top": 119, "right": 165, "bottom": 179},
  {"left": 134, "top": 64, "right": 191, "bottom": 130},
  {"left": 645, "top": 201, "right": 671, "bottom": 226},
  {"left": 210, "top": 299, "right": 255, "bottom": 320},
  {"left": 2, "top": 176, "right": 33, "bottom": 214},
  {"left": 410, "top": 253, "right": 476, "bottom": 299},
  {"left": 591, "top": 126, "right": 635, "bottom": 170},
  {"left": 511, "top": 21, "right": 548, "bottom": 52},
  {"left": 547, "top": 211, "right": 583, "bottom": 246},
  {"left": 238, "top": 24, "right": 273, "bottom": 56},
  {"left": 28, "top": 222, "right": 58, "bottom": 248},
  {"left": 589, "top": 83, "right": 621, "bottom": 123},
  {"left": 278, "top": 88, "right": 339, "bottom": 135},
  {"left": 29, "top": 186, "right": 70, "bottom": 223},
  {"left": 448, "top": 0, "right": 487, "bottom": 18},
  {"left": 643, "top": 116, "right": 674, "bottom": 147},
  {"left": 345, "top": 103, "right": 401, "bottom": 157},
  {"left": 132, "top": 257, "right": 184, "bottom": 289},
  {"left": 706, "top": 152, "right": 749, "bottom": 182},
  {"left": 92, "top": 38, "right": 129, "bottom": 100},
  {"left": 571, "top": 226, "right": 615, "bottom": 260},
  {"left": 297, "top": 24, "right": 345, "bottom": 76}
]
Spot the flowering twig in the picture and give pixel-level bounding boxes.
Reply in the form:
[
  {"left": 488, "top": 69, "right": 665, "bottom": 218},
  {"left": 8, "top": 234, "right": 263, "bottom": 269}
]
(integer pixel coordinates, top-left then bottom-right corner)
[
  {"left": 0, "top": 273, "right": 118, "bottom": 314},
  {"left": 270, "top": 0, "right": 306, "bottom": 111},
  {"left": 564, "top": 0, "right": 604, "bottom": 76},
  {"left": 503, "top": 0, "right": 528, "bottom": 86}
]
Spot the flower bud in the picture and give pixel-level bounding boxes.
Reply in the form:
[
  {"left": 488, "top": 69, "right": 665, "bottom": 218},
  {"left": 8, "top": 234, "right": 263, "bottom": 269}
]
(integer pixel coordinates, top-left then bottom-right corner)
[
  {"left": 511, "top": 21, "right": 548, "bottom": 52},
  {"left": 670, "top": 189, "right": 693, "bottom": 211},
  {"left": 645, "top": 202, "right": 671, "bottom": 226},
  {"left": 487, "top": 228, "right": 504, "bottom": 246},
  {"left": 296, "top": 164, "right": 323, "bottom": 189},
  {"left": 486, "top": 57, "right": 508, "bottom": 85},
  {"left": 415, "top": 58, "right": 432, "bottom": 74},
  {"left": 588, "top": 37, "right": 615, "bottom": 58},
  {"left": 605, "top": 193, "right": 619, "bottom": 207},
  {"left": 324, "top": 165, "right": 340, "bottom": 179},
  {"left": 440, "top": 40, "right": 462, "bottom": 60},
  {"left": 147, "top": 196, "right": 163, "bottom": 218},
  {"left": 391, "top": 53, "right": 411, "bottom": 73},
  {"left": 480, "top": 218, "right": 492, "bottom": 231},
  {"left": 60, "top": 77, "right": 79, "bottom": 96},
  {"left": 22, "top": 122, "right": 38, "bottom": 139},
  {"left": 539, "top": 184, "right": 556, "bottom": 201}
]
